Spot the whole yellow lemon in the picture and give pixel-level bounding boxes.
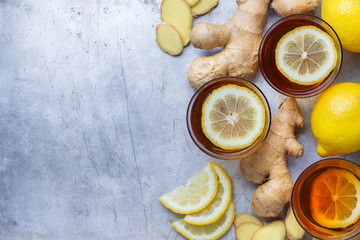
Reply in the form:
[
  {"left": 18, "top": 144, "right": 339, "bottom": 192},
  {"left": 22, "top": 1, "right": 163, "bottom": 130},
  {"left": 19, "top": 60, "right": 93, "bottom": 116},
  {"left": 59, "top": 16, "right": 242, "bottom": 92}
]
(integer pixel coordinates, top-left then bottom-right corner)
[
  {"left": 311, "top": 82, "right": 360, "bottom": 157},
  {"left": 322, "top": 0, "right": 360, "bottom": 52}
]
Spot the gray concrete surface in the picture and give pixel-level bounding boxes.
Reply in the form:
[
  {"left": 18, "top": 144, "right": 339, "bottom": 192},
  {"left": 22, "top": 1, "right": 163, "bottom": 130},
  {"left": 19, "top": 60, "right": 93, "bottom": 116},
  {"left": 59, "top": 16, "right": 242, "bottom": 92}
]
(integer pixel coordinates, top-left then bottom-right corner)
[{"left": 1, "top": 0, "right": 360, "bottom": 239}]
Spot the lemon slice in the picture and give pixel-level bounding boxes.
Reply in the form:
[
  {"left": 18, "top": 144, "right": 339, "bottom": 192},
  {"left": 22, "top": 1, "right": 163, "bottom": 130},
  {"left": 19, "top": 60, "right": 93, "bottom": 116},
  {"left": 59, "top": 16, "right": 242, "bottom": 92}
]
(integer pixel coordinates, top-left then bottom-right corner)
[
  {"left": 183, "top": 163, "right": 232, "bottom": 225},
  {"left": 160, "top": 163, "right": 218, "bottom": 214},
  {"left": 173, "top": 200, "right": 235, "bottom": 240},
  {"left": 201, "top": 84, "right": 266, "bottom": 150},
  {"left": 310, "top": 168, "right": 360, "bottom": 228},
  {"left": 275, "top": 26, "right": 338, "bottom": 85}
]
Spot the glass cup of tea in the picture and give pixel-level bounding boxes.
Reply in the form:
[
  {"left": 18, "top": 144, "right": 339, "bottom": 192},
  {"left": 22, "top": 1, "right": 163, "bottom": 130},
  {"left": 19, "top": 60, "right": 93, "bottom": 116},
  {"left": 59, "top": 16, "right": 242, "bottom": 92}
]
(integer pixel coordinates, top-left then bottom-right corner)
[
  {"left": 259, "top": 14, "right": 343, "bottom": 98},
  {"left": 186, "top": 76, "right": 271, "bottom": 160},
  {"left": 292, "top": 159, "right": 360, "bottom": 239}
]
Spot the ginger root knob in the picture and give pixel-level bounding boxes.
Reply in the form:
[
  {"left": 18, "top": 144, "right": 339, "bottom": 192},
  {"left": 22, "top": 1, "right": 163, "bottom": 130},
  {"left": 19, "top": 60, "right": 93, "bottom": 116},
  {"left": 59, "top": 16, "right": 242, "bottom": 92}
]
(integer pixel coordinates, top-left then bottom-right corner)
[{"left": 240, "top": 98, "right": 304, "bottom": 217}]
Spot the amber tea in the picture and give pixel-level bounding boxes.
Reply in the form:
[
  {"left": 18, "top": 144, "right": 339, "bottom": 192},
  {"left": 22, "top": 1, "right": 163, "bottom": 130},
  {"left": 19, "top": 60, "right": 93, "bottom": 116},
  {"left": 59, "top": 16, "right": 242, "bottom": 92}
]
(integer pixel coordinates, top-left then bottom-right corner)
[
  {"left": 292, "top": 159, "right": 360, "bottom": 239},
  {"left": 259, "top": 14, "right": 342, "bottom": 97},
  {"left": 186, "top": 76, "right": 270, "bottom": 160}
]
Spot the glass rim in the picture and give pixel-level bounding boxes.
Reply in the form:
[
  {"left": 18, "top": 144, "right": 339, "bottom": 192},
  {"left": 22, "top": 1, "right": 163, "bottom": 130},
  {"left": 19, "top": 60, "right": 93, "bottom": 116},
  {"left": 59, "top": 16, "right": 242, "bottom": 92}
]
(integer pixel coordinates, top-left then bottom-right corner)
[
  {"left": 258, "top": 13, "right": 343, "bottom": 98},
  {"left": 186, "top": 76, "right": 271, "bottom": 160},
  {"left": 292, "top": 158, "right": 360, "bottom": 239}
]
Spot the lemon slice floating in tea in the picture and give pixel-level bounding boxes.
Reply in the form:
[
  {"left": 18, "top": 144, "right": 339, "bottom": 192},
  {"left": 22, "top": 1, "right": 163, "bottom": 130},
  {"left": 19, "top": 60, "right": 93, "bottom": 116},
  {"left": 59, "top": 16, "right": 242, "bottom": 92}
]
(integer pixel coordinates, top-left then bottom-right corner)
[
  {"left": 275, "top": 26, "right": 338, "bottom": 85},
  {"left": 310, "top": 168, "right": 360, "bottom": 228},
  {"left": 201, "top": 84, "right": 266, "bottom": 150}
]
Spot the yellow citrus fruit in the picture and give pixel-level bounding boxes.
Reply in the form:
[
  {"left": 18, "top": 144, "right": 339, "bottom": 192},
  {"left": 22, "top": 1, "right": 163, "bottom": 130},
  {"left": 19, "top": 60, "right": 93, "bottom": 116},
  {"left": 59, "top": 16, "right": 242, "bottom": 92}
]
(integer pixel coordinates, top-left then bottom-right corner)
[
  {"left": 183, "top": 163, "right": 232, "bottom": 225},
  {"left": 173, "top": 200, "right": 235, "bottom": 240},
  {"left": 160, "top": 163, "right": 218, "bottom": 214},
  {"left": 275, "top": 26, "right": 337, "bottom": 85},
  {"left": 322, "top": 0, "right": 360, "bottom": 52},
  {"left": 201, "top": 84, "right": 266, "bottom": 150},
  {"left": 310, "top": 168, "right": 360, "bottom": 228},
  {"left": 311, "top": 82, "right": 360, "bottom": 157}
]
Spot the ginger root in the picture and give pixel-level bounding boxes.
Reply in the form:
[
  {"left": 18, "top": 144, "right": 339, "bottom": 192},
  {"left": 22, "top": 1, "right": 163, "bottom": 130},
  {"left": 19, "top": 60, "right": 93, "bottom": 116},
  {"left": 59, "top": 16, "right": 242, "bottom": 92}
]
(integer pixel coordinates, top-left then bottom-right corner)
[
  {"left": 156, "top": 23, "right": 184, "bottom": 55},
  {"left": 252, "top": 220, "right": 286, "bottom": 240},
  {"left": 240, "top": 98, "right": 304, "bottom": 217},
  {"left": 187, "top": 0, "right": 270, "bottom": 89},
  {"left": 271, "top": 0, "right": 319, "bottom": 17},
  {"left": 285, "top": 206, "right": 305, "bottom": 240}
]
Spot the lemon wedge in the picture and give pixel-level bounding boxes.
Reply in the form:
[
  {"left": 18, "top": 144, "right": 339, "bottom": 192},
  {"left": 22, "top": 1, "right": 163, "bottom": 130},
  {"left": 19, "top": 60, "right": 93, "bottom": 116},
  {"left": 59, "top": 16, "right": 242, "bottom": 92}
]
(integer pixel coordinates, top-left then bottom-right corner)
[
  {"left": 173, "top": 200, "right": 235, "bottom": 240},
  {"left": 160, "top": 163, "right": 217, "bottom": 214},
  {"left": 275, "top": 26, "right": 337, "bottom": 85},
  {"left": 201, "top": 84, "right": 266, "bottom": 150},
  {"left": 183, "top": 163, "right": 232, "bottom": 225}
]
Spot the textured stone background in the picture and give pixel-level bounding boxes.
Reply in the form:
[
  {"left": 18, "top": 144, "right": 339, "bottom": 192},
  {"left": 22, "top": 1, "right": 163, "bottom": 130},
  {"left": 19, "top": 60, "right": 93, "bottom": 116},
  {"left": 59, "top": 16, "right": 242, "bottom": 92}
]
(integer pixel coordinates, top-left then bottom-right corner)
[{"left": 0, "top": 0, "right": 360, "bottom": 239}]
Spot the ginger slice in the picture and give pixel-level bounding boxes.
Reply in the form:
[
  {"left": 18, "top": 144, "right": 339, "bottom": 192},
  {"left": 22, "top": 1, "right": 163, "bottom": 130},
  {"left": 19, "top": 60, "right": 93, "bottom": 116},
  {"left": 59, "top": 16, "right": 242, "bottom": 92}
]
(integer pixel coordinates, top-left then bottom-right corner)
[
  {"left": 156, "top": 23, "right": 183, "bottom": 55},
  {"left": 251, "top": 220, "right": 286, "bottom": 240},
  {"left": 236, "top": 222, "right": 262, "bottom": 240},
  {"left": 186, "top": 0, "right": 200, "bottom": 7},
  {"left": 234, "top": 212, "right": 263, "bottom": 228},
  {"left": 285, "top": 207, "right": 305, "bottom": 240},
  {"left": 191, "top": 0, "right": 218, "bottom": 17},
  {"left": 161, "top": 0, "right": 192, "bottom": 46}
]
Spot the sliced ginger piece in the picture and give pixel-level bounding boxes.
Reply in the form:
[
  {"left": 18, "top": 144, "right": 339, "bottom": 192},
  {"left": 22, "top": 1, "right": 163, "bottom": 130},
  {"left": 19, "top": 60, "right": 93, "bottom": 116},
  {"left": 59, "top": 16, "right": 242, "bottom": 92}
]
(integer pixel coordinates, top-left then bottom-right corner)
[
  {"left": 234, "top": 212, "right": 263, "bottom": 228},
  {"left": 156, "top": 23, "right": 183, "bottom": 55},
  {"left": 161, "top": 0, "right": 192, "bottom": 46},
  {"left": 186, "top": 0, "right": 199, "bottom": 7},
  {"left": 251, "top": 220, "right": 286, "bottom": 240},
  {"left": 285, "top": 207, "right": 305, "bottom": 240},
  {"left": 235, "top": 222, "right": 262, "bottom": 240},
  {"left": 191, "top": 0, "right": 218, "bottom": 16}
]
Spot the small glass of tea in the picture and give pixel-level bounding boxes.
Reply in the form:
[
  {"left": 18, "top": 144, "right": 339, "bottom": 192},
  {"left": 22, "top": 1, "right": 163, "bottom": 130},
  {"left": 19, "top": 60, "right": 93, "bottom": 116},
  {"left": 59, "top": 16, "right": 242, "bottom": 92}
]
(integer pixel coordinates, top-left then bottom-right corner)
[
  {"left": 292, "top": 159, "right": 360, "bottom": 239},
  {"left": 186, "top": 76, "right": 271, "bottom": 160},
  {"left": 259, "top": 14, "right": 342, "bottom": 98}
]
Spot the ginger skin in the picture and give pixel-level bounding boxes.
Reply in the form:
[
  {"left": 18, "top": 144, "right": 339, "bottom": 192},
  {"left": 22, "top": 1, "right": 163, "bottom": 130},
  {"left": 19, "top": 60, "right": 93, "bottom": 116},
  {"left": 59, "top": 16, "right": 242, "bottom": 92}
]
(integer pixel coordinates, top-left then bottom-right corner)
[
  {"left": 240, "top": 98, "right": 304, "bottom": 217},
  {"left": 187, "top": 0, "right": 270, "bottom": 89},
  {"left": 271, "top": 0, "right": 319, "bottom": 17}
]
